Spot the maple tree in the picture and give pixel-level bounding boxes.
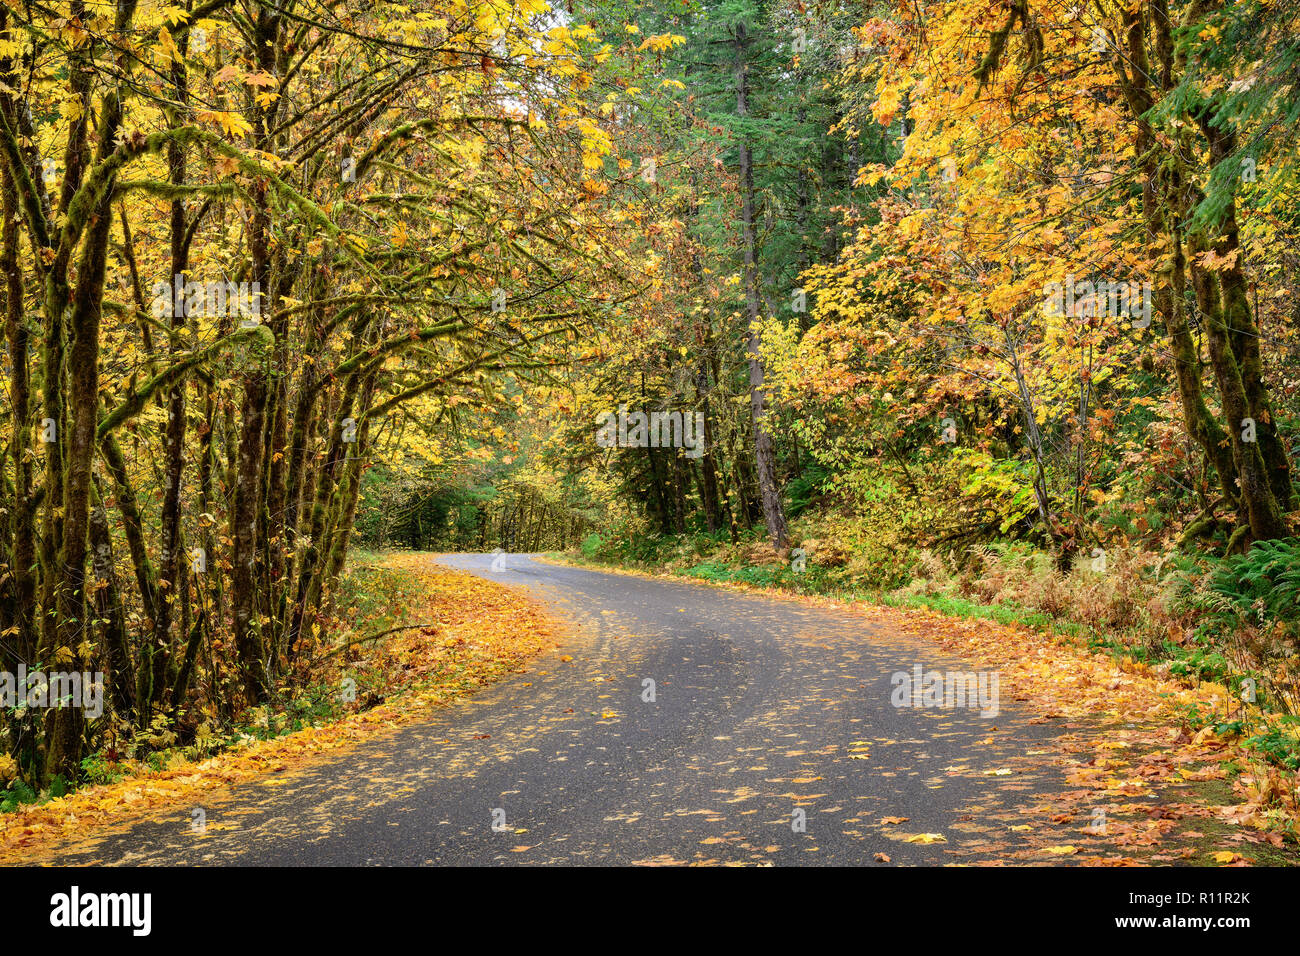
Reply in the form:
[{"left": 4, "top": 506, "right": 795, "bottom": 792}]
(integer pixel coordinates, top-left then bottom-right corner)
[{"left": 0, "top": 0, "right": 675, "bottom": 783}]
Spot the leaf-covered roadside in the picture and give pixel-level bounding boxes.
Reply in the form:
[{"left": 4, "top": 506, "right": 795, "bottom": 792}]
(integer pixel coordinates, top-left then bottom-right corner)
[
  {"left": 0, "top": 556, "right": 561, "bottom": 864},
  {"left": 572, "top": 530, "right": 1300, "bottom": 780},
  {"left": 865, "top": 605, "right": 1297, "bottom": 865},
  {"left": 546, "top": 554, "right": 1300, "bottom": 863}
]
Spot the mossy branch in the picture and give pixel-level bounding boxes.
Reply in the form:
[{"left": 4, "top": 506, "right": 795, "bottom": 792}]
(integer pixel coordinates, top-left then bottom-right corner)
[{"left": 97, "top": 325, "right": 273, "bottom": 440}]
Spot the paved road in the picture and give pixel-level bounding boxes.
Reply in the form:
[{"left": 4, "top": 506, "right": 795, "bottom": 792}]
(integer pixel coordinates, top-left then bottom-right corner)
[{"left": 46, "top": 554, "right": 1075, "bottom": 866}]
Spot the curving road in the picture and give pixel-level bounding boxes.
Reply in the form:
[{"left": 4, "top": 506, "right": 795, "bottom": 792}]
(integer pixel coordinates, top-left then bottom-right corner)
[{"left": 42, "top": 554, "right": 1082, "bottom": 866}]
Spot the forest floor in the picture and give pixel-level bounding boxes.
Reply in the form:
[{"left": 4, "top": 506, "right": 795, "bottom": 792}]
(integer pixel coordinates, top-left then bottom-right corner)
[{"left": 1, "top": 553, "right": 1295, "bottom": 866}]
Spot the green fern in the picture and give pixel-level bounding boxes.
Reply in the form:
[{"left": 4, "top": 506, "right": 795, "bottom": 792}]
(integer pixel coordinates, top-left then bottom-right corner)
[{"left": 1211, "top": 538, "right": 1300, "bottom": 623}]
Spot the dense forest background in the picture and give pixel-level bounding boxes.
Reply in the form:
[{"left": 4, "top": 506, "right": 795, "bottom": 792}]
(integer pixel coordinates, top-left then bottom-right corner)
[{"left": 3, "top": 0, "right": 1300, "bottom": 795}]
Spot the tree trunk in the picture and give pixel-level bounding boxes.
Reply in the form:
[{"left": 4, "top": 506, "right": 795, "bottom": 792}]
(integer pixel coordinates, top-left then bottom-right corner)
[{"left": 733, "top": 20, "right": 787, "bottom": 549}]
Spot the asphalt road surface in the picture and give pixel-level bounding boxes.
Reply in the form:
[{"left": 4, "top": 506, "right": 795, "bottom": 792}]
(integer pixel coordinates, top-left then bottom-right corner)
[{"left": 42, "top": 554, "right": 1082, "bottom": 866}]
